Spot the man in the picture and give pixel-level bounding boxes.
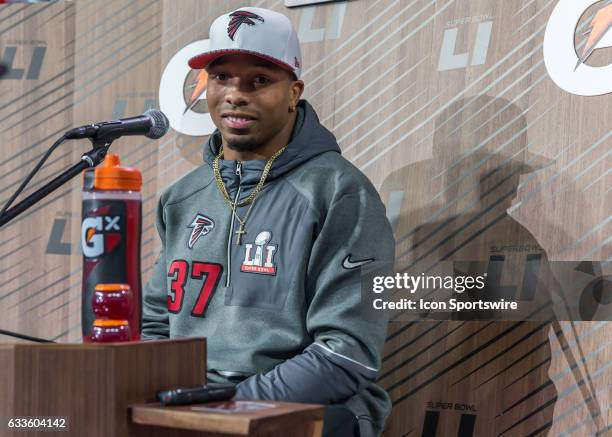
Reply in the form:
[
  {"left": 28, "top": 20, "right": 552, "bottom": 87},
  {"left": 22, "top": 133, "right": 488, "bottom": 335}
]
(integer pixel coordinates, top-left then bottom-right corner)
[{"left": 142, "top": 7, "right": 395, "bottom": 437}]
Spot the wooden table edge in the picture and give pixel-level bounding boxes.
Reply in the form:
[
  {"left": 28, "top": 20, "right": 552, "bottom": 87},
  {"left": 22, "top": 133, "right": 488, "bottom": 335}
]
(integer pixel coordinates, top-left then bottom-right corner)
[{"left": 129, "top": 402, "right": 325, "bottom": 435}]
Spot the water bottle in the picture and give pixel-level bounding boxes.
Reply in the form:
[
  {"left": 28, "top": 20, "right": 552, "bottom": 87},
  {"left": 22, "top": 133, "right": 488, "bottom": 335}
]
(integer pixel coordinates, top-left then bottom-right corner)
[{"left": 81, "top": 154, "right": 142, "bottom": 341}]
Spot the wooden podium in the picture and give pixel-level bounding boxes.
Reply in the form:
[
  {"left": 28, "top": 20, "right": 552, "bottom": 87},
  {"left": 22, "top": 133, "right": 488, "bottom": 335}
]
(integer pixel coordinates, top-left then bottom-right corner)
[{"left": 0, "top": 338, "right": 325, "bottom": 436}]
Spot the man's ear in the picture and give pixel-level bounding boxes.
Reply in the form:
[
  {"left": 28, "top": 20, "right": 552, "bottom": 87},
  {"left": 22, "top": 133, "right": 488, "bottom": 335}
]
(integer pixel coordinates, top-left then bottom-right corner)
[{"left": 290, "top": 80, "right": 305, "bottom": 108}]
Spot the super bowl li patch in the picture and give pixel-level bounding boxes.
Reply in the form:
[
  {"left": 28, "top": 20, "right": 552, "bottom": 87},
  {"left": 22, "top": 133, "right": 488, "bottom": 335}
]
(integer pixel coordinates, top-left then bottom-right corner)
[{"left": 241, "top": 230, "right": 277, "bottom": 275}]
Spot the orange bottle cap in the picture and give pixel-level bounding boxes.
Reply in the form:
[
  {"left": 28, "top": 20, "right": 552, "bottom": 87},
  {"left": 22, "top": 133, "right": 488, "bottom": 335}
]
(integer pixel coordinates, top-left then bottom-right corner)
[
  {"left": 93, "top": 319, "right": 129, "bottom": 327},
  {"left": 93, "top": 154, "right": 142, "bottom": 191},
  {"left": 95, "top": 283, "right": 131, "bottom": 292}
]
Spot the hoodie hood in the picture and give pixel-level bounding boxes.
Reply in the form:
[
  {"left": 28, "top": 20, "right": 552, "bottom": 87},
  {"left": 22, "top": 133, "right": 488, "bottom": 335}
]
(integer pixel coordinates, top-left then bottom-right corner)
[{"left": 203, "top": 99, "right": 341, "bottom": 193}]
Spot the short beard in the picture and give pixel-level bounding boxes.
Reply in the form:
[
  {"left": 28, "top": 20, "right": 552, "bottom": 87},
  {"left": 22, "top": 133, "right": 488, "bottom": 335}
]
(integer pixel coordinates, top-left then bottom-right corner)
[{"left": 225, "top": 135, "right": 260, "bottom": 152}]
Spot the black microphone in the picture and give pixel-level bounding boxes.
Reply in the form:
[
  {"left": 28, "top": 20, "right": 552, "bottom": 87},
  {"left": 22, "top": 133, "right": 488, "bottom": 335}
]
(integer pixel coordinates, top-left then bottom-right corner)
[{"left": 65, "top": 109, "right": 170, "bottom": 141}]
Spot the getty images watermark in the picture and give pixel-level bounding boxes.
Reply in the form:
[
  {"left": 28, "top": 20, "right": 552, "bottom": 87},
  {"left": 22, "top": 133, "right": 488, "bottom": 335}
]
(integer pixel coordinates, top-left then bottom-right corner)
[
  {"left": 369, "top": 272, "right": 520, "bottom": 312},
  {"left": 361, "top": 261, "right": 612, "bottom": 322}
]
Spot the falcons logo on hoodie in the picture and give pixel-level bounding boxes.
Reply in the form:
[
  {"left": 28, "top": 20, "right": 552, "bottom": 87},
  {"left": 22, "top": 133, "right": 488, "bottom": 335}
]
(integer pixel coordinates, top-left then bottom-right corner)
[
  {"left": 227, "top": 10, "right": 264, "bottom": 40},
  {"left": 188, "top": 214, "right": 215, "bottom": 249}
]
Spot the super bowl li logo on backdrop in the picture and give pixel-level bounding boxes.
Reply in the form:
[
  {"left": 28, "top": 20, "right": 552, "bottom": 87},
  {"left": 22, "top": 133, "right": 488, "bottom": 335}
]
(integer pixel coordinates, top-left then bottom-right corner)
[
  {"left": 159, "top": 40, "right": 216, "bottom": 136},
  {"left": 544, "top": 0, "right": 612, "bottom": 96},
  {"left": 0, "top": 44, "right": 46, "bottom": 80},
  {"left": 438, "top": 15, "right": 494, "bottom": 71}
]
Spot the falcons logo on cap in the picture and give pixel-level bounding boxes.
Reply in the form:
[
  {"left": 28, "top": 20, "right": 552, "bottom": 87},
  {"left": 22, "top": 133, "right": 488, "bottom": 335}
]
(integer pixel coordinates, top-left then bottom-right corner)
[
  {"left": 227, "top": 10, "right": 264, "bottom": 40},
  {"left": 188, "top": 214, "right": 215, "bottom": 249}
]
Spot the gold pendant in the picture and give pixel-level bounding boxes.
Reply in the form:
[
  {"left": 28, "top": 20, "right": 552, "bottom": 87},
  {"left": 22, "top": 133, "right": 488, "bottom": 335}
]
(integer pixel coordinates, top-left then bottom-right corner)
[{"left": 235, "top": 224, "right": 246, "bottom": 245}]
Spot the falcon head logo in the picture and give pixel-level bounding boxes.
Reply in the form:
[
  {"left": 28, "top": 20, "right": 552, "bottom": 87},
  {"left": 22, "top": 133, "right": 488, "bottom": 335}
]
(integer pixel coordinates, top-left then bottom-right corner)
[
  {"left": 188, "top": 214, "right": 214, "bottom": 249},
  {"left": 227, "top": 10, "right": 264, "bottom": 41}
]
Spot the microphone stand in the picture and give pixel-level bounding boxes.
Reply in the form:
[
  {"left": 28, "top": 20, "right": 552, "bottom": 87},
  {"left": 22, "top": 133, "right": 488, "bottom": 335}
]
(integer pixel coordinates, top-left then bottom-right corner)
[
  {"left": 0, "top": 138, "right": 112, "bottom": 228},
  {"left": 0, "top": 329, "right": 56, "bottom": 344},
  {"left": 0, "top": 138, "right": 112, "bottom": 344}
]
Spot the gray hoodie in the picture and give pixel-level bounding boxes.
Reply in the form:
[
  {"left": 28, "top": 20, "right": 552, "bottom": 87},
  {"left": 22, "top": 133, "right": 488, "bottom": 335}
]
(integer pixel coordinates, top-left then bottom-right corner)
[{"left": 142, "top": 99, "right": 395, "bottom": 436}]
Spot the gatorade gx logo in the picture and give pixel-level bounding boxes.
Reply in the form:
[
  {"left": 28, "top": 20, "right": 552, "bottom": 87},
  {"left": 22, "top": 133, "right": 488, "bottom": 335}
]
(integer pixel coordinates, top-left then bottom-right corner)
[
  {"left": 544, "top": 0, "right": 612, "bottom": 96},
  {"left": 159, "top": 40, "right": 216, "bottom": 137},
  {"left": 81, "top": 214, "right": 121, "bottom": 258}
]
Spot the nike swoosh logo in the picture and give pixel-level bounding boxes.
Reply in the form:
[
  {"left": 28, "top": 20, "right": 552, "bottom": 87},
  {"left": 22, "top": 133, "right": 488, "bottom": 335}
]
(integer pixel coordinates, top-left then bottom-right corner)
[{"left": 342, "top": 255, "right": 375, "bottom": 270}]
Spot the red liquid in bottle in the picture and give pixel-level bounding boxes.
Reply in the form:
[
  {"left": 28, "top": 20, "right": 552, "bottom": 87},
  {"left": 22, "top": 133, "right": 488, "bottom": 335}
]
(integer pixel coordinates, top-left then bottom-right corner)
[
  {"left": 92, "top": 283, "right": 132, "bottom": 320},
  {"left": 90, "top": 319, "right": 131, "bottom": 343}
]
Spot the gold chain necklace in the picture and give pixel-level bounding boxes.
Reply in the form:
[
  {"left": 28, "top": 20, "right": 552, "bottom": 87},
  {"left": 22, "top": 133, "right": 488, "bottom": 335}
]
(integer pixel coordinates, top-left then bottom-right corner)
[
  {"left": 213, "top": 145, "right": 287, "bottom": 244},
  {"left": 213, "top": 145, "right": 287, "bottom": 208}
]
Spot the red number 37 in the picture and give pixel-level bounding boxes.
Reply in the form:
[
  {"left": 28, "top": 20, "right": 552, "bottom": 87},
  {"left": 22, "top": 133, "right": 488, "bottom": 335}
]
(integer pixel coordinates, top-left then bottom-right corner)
[{"left": 167, "top": 260, "right": 223, "bottom": 317}]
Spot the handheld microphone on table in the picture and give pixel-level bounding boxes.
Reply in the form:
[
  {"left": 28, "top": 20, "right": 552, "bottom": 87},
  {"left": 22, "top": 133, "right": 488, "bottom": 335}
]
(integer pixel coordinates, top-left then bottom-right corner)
[{"left": 157, "top": 384, "right": 236, "bottom": 406}]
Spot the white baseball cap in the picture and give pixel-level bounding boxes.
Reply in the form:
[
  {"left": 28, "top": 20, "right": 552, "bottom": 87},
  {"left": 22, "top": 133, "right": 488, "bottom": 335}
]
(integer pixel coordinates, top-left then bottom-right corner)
[{"left": 188, "top": 7, "right": 302, "bottom": 79}]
